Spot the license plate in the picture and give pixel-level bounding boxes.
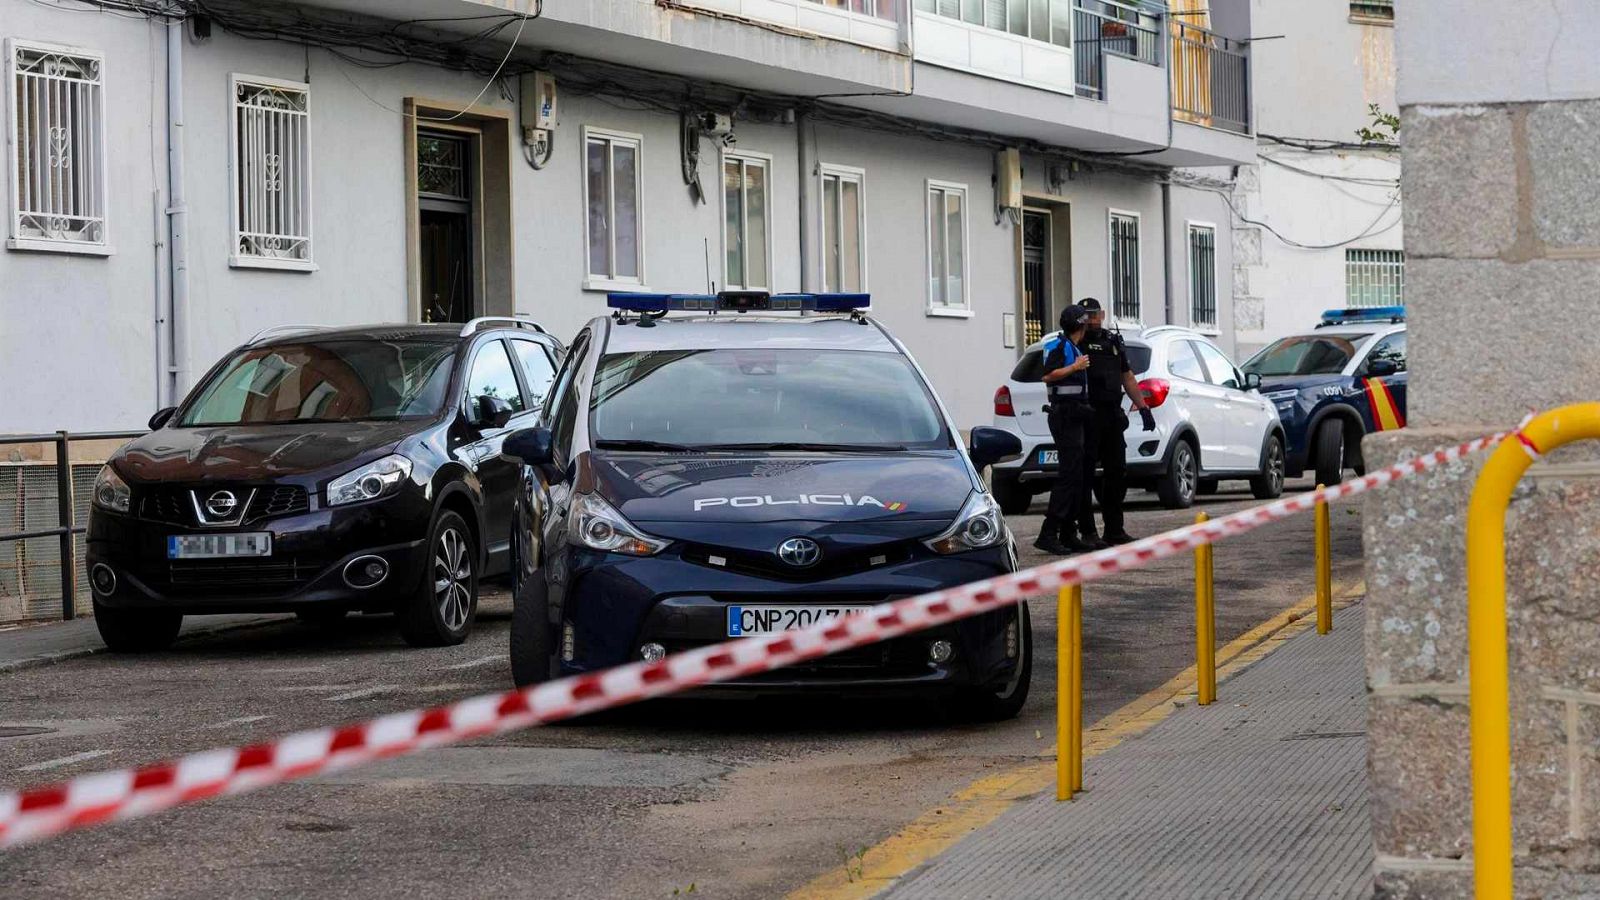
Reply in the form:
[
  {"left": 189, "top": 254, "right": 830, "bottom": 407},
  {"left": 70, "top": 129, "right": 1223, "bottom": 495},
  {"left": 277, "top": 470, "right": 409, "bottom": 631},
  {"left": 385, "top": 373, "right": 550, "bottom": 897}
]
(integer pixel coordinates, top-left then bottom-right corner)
[
  {"left": 1038, "top": 450, "right": 1059, "bottom": 465},
  {"left": 167, "top": 533, "right": 273, "bottom": 559},
  {"left": 727, "top": 605, "right": 872, "bottom": 637}
]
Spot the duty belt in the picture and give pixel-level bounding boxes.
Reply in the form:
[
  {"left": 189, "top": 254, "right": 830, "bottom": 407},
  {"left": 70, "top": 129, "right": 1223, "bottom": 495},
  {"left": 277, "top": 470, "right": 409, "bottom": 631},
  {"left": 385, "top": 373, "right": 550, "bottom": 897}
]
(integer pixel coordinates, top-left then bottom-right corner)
[{"left": 1049, "top": 384, "right": 1087, "bottom": 398}]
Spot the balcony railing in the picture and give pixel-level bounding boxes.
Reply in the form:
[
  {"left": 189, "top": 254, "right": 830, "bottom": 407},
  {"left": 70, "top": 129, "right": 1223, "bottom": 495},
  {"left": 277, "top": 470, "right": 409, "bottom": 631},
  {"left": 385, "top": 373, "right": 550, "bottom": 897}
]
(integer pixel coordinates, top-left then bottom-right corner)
[
  {"left": 1170, "top": 19, "right": 1251, "bottom": 134},
  {"left": 804, "top": 0, "right": 901, "bottom": 21},
  {"left": 1073, "top": 0, "right": 1161, "bottom": 100}
]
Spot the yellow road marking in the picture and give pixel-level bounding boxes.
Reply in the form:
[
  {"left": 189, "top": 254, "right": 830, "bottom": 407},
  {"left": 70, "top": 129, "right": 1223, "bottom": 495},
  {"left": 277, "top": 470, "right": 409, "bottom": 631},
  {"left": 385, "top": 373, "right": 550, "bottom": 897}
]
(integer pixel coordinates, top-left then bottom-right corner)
[{"left": 786, "top": 581, "right": 1366, "bottom": 900}]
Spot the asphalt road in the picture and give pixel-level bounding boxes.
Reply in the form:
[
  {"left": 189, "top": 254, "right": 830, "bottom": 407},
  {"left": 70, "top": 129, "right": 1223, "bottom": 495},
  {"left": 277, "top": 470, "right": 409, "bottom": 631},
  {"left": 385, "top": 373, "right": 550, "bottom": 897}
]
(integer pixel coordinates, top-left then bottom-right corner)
[{"left": 0, "top": 480, "right": 1364, "bottom": 900}]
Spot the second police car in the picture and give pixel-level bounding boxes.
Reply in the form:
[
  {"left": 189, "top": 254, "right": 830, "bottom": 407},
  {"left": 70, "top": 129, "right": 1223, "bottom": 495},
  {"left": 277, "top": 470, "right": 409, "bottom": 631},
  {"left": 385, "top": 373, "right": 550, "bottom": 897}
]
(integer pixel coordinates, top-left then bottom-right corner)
[
  {"left": 1240, "top": 306, "right": 1407, "bottom": 485},
  {"left": 501, "top": 292, "right": 1033, "bottom": 719}
]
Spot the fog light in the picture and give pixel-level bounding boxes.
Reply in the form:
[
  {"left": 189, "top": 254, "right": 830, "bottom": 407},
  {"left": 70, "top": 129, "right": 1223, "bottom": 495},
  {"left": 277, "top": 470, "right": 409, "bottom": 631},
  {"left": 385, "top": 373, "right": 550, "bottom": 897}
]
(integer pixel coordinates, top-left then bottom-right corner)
[
  {"left": 1005, "top": 619, "right": 1019, "bottom": 659},
  {"left": 90, "top": 563, "right": 117, "bottom": 596},
  {"left": 928, "top": 639, "right": 953, "bottom": 663},
  {"left": 342, "top": 555, "right": 388, "bottom": 589},
  {"left": 561, "top": 623, "right": 576, "bottom": 662},
  {"left": 640, "top": 642, "right": 667, "bottom": 663},
  {"left": 1138, "top": 441, "right": 1159, "bottom": 457}
]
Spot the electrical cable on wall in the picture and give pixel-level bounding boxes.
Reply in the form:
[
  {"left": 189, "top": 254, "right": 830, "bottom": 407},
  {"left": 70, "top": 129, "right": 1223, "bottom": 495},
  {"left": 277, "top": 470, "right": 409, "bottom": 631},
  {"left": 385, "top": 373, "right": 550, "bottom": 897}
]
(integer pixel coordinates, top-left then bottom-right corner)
[{"left": 1173, "top": 176, "right": 1402, "bottom": 250}]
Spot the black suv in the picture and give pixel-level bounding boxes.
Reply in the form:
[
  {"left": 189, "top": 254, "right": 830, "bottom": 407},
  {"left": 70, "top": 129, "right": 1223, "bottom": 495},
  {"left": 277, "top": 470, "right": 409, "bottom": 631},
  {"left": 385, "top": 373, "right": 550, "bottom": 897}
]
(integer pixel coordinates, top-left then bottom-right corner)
[{"left": 86, "top": 318, "right": 562, "bottom": 651}]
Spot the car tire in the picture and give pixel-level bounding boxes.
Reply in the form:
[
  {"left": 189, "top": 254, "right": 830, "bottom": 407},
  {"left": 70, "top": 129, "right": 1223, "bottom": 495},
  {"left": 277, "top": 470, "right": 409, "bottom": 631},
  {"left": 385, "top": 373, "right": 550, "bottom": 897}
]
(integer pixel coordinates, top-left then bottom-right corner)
[
  {"left": 93, "top": 600, "right": 182, "bottom": 652},
  {"left": 956, "top": 603, "right": 1033, "bottom": 722},
  {"left": 1314, "top": 419, "right": 1347, "bottom": 487},
  {"left": 1251, "top": 433, "right": 1287, "bottom": 500},
  {"left": 509, "top": 510, "right": 557, "bottom": 687},
  {"left": 397, "top": 509, "right": 477, "bottom": 648},
  {"left": 1156, "top": 439, "right": 1199, "bottom": 510},
  {"left": 991, "top": 473, "right": 1033, "bottom": 516}
]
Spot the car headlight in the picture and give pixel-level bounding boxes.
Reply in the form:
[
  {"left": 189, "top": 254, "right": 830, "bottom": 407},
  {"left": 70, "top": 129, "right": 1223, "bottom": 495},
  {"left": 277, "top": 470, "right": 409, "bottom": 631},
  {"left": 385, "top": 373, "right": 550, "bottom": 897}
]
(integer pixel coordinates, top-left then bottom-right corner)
[
  {"left": 326, "top": 454, "right": 413, "bottom": 507},
  {"left": 924, "top": 491, "right": 1005, "bottom": 555},
  {"left": 567, "top": 492, "right": 669, "bottom": 557},
  {"left": 1262, "top": 390, "right": 1299, "bottom": 401},
  {"left": 92, "top": 466, "right": 131, "bottom": 514}
]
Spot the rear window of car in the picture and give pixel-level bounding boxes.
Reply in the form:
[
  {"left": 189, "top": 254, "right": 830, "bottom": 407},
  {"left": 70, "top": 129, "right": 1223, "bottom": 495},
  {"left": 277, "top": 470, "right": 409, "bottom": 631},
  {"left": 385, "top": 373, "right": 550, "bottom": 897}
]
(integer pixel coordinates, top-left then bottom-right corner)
[{"left": 1010, "top": 342, "right": 1151, "bottom": 383}]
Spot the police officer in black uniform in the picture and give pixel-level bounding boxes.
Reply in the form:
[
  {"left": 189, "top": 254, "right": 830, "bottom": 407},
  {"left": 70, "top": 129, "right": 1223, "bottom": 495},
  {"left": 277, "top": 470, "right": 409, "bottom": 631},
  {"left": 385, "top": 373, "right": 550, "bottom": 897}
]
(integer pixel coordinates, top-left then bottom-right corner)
[
  {"left": 1033, "top": 306, "right": 1097, "bottom": 556},
  {"left": 1075, "top": 298, "right": 1157, "bottom": 546}
]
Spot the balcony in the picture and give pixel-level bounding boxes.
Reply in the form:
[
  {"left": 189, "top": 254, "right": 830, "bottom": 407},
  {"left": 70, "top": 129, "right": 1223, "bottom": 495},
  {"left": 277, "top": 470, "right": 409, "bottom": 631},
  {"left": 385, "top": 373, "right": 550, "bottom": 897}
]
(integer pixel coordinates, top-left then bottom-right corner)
[
  {"left": 687, "top": 0, "right": 908, "bottom": 53},
  {"left": 1073, "top": 0, "right": 1162, "bottom": 100},
  {"left": 1170, "top": 19, "right": 1251, "bottom": 135}
]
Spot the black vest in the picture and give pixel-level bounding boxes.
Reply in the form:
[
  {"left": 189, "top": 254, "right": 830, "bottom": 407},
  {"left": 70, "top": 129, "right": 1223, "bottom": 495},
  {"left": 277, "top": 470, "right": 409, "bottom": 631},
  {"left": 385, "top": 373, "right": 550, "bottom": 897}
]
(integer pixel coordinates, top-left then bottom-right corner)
[{"left": 1079, "top": 328, "right": 1129, "bottom": 403}]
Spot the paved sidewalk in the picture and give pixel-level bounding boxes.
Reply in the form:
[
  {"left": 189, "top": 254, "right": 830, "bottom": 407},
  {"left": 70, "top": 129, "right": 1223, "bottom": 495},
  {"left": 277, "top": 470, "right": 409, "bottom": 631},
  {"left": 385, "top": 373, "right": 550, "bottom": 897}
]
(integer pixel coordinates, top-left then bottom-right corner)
[
  {"left": 883, "top": 603, "right": 1371, "bottom": 900},
  {"left": 0, "top": 613, "right": 281, "bottom": 673}
]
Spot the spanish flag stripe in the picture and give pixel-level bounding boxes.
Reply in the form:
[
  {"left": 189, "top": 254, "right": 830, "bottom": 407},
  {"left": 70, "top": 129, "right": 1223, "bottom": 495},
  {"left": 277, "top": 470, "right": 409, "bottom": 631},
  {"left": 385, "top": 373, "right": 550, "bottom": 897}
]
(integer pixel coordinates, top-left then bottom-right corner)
[{"left": 1364, "top": 378, "right": 1405, "bottom": 431}]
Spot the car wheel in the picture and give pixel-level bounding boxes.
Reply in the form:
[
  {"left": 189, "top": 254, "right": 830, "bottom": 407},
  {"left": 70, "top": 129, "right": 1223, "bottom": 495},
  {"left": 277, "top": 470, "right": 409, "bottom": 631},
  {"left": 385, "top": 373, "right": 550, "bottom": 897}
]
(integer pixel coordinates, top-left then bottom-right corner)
[
  {"left": 93, "top": 600, "right": 182, "bottom": 652},
  {"left": 1251, "top": 434, "right": 1287, "bottom": 500},
  {"left": 1156, "top": 439, "right": 1198, "bottom": 509},
  {"left": 397, "top": 510, "right": 477, "bottom": 648},
  {"left": 510, "top": 570, "right": 556, "bottom": 688},
  {"left": 1314, "top": 419, "right": 1347, "bottom": 487},
  {"left": 956, "top": 603, "right": 1033, "bottom": 722},
  {"left": 991, "top": 473, "right": 1033, "bottom": 516}
]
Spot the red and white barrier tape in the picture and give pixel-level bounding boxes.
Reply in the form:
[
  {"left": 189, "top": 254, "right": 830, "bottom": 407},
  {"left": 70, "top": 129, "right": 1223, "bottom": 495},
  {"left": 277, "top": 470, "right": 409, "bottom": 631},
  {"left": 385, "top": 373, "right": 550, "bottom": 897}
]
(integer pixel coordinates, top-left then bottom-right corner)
[{"left": 0, "top": 428, "right": 1513, "bottom": 849}]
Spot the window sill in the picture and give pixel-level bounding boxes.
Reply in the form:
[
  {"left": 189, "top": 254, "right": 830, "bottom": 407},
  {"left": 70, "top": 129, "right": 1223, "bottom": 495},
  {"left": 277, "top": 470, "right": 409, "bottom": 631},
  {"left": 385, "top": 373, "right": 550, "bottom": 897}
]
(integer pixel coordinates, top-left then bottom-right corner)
[
  {"left": 926, "top": 307, "right": 974, "bottom": 319},
  {"left": 1192, "top": 325, "right": 1221, "bottom": 336},
  {"left": 230, "top": 255, "right": 318, "bottom": 273},
  {"left": 582, "top": 277, "right": 649, "bottom": 294},
  {"left": 7, "top": 238, "right": 114, "bottom": 257}
]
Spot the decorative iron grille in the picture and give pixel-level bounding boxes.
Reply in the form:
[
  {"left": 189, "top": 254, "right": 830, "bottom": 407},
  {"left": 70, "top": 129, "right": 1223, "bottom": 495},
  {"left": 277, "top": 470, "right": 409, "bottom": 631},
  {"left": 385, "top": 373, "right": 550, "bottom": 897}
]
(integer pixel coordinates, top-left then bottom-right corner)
[
  {"left": 232, "top": 76, "right": 312, "bottom": 266},
  {"left": 1110, "top": 212, "right": 1141, "bottom": 321},
  {"left": 8, "top": 41, "right": 107, "bottom": 247},
  {"left": 417, "top": 133, "right": 469, "bottom": 200},
  {"left": 1188, "top": 225, "right": 1217, "bottom": 329},
  {"left": 1345, "top": 249, "right": 1405, "bottom": 308}
]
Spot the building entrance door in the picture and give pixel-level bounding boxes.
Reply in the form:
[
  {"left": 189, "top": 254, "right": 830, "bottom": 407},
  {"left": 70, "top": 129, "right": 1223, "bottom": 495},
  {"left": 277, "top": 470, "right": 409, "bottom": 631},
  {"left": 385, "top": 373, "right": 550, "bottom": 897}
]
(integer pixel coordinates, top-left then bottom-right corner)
[
  {"left": 1022, "top": 209, "right": 1053, "bottom": 345},
  {"left": 417, "top": 130, "right": 475, "bottom": 324}
]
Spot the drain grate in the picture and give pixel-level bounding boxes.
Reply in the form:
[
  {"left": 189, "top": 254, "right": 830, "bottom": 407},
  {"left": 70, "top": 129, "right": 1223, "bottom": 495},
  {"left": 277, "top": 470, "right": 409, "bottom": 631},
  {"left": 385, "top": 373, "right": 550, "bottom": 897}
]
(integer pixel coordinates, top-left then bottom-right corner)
[{"left": 0, "top": 726, "right": 58, "bottom": 739}]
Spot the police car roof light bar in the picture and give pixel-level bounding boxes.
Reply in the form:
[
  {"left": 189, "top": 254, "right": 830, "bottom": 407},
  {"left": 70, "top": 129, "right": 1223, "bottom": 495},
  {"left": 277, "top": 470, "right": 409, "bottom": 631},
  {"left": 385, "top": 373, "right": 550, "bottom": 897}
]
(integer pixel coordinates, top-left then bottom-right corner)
[
  {"left": 606, "top": 291, "right": 871, "bottom": 314},
  {"left": 1318, "top": 305, "right": 1406, "bottom": 326}
]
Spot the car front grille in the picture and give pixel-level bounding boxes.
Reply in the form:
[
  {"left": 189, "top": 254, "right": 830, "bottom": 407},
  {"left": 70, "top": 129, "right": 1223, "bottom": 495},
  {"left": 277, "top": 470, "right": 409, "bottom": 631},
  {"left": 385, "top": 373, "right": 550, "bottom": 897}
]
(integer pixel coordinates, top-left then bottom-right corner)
[
  {"left": 249, "top": 486, "right": 309, "bottom": 519},
  {"left": 681, "top": 542, "right": 915, "bottom": 582},
  {"left": 136, "top": 485, "right": 309, "bottom": 526},
  {"left": 163, "top": 557, "right": 321, "bottom": 594}
]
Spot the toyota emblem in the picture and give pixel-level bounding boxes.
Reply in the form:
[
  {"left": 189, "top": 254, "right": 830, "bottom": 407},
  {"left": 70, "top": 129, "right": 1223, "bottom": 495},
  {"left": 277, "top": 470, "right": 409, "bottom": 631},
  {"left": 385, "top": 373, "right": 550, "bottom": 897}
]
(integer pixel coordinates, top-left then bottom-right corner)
[
  {"left": 204, "top": 490, "right": 239, "bottom": 519},
  {"left": 776, "top": 537, "right": 822, "bottom": 568}
]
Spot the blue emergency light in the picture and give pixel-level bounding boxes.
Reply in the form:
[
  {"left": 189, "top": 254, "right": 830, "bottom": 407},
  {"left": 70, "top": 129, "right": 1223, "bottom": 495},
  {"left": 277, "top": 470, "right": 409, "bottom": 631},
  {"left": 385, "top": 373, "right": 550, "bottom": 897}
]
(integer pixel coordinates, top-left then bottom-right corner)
[
  {"left": 607, "top": 291, "right": 871, "bottom": 314},
  {"left": 1318, "top": 305, "right": 1405, "bottom": 327}
]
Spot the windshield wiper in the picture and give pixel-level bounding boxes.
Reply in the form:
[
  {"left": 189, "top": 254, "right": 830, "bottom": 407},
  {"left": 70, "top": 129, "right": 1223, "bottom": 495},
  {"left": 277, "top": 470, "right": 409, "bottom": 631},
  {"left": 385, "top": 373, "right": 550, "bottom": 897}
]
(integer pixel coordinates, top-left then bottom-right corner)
[
  {"left": 700, "top": 441, "right": 910, "bottom": 453},
  {"left": 594, "top": 439, "right": 705, "bottom": 453}
]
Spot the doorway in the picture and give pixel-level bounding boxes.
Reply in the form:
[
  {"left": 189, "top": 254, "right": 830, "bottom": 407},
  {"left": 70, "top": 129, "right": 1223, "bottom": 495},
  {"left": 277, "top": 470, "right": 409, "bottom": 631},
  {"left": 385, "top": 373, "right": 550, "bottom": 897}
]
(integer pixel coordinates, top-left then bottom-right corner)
[
  {"left": 1022, "top": 209, "right": 1053, "bottom": 346},
  {"left": 417, "top": 129, "right": 476, "bottom": 324}
]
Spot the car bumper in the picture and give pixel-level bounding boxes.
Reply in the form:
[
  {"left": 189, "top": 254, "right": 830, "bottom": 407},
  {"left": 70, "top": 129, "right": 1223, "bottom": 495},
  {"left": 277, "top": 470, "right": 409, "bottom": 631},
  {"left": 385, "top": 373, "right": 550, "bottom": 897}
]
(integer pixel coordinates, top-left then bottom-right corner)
[
  {"left": 555, "top": 545, "right": 1023, "bottom": 692},
  {"left": 86, "top": 498, "right": 432, "bottom": 614},
  {"left": 994, "top": 428, "right": 1168, "bottom": 484}
]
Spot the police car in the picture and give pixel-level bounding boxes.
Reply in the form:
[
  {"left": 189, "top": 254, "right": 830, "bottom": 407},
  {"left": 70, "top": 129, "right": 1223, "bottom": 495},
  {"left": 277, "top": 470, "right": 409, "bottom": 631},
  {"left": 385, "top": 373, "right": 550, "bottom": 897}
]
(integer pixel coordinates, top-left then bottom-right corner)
[
  {"left": 501, "top": 291, "right": 1032, "bottom": 719},
  {"left": 1240, "top": 307, "right": 1407, "bottom": 485}
]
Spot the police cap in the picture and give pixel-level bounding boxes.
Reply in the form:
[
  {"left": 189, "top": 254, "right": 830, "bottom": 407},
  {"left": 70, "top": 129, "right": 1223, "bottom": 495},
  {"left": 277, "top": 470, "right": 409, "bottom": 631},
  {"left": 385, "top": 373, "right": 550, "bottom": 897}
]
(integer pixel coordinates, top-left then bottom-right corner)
[
  {"left": 1059, "top": 305, "right": 1090, "bottom": 331},
  {"left": 1077, "top": 297, "right": 1103, "bottom": 311}
]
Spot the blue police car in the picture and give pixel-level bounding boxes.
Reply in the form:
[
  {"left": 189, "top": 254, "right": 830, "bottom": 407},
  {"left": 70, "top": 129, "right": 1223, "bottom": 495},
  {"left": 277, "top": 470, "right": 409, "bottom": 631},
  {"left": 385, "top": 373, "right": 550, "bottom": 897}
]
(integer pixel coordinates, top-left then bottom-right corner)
[
  {"left": 501, "top": 291, "right": 1032, "bottom": 719},
  {"left": 1240, "top": 307, "right": 1407, "bottom": 485}
]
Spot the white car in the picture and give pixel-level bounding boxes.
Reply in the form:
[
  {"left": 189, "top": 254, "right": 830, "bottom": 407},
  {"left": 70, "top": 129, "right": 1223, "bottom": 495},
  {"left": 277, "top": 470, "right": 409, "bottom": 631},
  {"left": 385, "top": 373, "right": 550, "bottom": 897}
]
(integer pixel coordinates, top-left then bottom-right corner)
[{"left": 987, "top": 326, "right": 1287, "bottom": 513}]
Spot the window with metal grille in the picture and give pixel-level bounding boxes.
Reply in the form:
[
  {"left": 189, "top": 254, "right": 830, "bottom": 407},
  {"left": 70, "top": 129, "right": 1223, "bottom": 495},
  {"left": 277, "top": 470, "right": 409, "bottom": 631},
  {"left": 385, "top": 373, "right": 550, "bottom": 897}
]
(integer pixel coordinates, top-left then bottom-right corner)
[
  {"left": 927, "top": 180, "right": 968, "bottom": 312},
  {"left": 1350, "top": 0, "right": 1394, "bottom": 23},
  {"left": 821, "top": 165, "right": 866, "bottom": 293},
  {"left": 584, "top": 127, "right": 644, "bottom": 285},
  {"left": 1109, "top": 211, "right": 1141, "bottom": 321},
  {"left": 1345, "top": 249, "right": 1405, "bottom": 307},
  {"left": 7, "top": 40, "right": 108, "bottom": 252},
  {"left": 1188, "top": 224, "right": 1217, "bottom": 330},
  {"left": 724, "top": 152, "right": 772, "bottom": 291},
  {"left": 230, "top": 75, "right": 313, "bottom": 270}
]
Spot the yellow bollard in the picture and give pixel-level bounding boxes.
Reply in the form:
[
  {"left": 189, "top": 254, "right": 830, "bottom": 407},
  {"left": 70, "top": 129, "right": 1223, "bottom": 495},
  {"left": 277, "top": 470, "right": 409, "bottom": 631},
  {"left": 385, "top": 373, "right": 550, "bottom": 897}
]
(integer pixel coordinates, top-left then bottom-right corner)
[
  {"left": 1194, "top": 512, "right": 1216, "bottom": 705},
  {"left": 1315, "top": 485, "right": 1332, "bottom": 635},
  {"left": 1466, "top": 403, "right": 1600, "bottom": 898},
  {"left": 1056, "top": 583, "right": 1084, "bottom": 801}
]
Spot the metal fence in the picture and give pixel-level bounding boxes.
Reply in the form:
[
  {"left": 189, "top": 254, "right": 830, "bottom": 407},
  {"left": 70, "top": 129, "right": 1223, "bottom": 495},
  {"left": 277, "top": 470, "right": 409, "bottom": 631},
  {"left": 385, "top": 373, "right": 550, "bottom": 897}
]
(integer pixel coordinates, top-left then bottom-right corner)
[
  {"left": 0, "top": 431, "right": 141, "bottom": 625},
  {"left": 1073, "top": 0, "right": 1161, "bottom": 99},
  {"left": 1170, "top": 19, "right": 1251, "bottom": 134}
]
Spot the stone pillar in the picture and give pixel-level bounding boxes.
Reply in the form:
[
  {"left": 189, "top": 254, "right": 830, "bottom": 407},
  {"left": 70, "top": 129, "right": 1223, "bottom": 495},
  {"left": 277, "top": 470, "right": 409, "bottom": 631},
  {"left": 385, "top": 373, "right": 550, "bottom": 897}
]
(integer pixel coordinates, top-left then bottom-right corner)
[{"left": 1367, "top": 3, "right": 1600, "bottom": 896}]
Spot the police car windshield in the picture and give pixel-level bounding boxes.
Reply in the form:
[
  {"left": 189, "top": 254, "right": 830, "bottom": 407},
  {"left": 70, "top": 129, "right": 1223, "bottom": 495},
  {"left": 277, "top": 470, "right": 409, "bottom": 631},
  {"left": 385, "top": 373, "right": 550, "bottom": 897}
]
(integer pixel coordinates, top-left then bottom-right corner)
[
  {"left": 1242, "top": 334, "right": 1372, "bottom": 377},
  {"left": 590, "top": 349, "right": 950, "bottom": 451},
  {"left": 180, "top": 340, "right": 457, "bottom": 426}
]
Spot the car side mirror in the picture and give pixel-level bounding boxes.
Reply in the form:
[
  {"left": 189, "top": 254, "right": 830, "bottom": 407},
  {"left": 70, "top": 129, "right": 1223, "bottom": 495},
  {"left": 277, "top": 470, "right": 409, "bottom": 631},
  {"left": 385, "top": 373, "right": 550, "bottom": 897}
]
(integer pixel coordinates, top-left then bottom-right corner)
[
  {"left": 148, "top": 407, "right": 177, "bottom": 430},
  {"left": 474, "top": 394, "right": 516, "bottom": 429},
  {"left": 969, "top": 426, "right": 1023, "bottom": 471},
  {"left": 504, "top": 426, "right": 554, "bottom": 467},
  {"left": 1367, "top": 359, "right": 1399, "bottom": 377},
  {"left": 1243, "top": 372, "right": 1262, "bottom": 392}
]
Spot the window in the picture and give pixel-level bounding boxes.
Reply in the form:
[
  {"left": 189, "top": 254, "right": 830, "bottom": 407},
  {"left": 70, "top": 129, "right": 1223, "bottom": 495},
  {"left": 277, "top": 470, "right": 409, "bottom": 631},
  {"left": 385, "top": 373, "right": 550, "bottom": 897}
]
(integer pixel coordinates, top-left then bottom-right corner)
[
  {"left": 510, "top": 339, "right": 557, "bottom": 409},
  {"left": 1346, "top": 249, "right": 1404, "bottom": 308},
  {"left": 1109, "top": 211, "right": 1141, "bottom": 321},
  {"left": 1166, "top": 339, "right": 1205, "bottom": 382},
  {"left": 1188, "top": 224, "right": 1217, "bottom": 330},
  {"left": 820, "top": 165, "right": 866, "bottom": 293},
  {"left": 7, "top": 40, "right": 108, "bottom": 252},
  {"left": 1362, "top": 332, "right": 1407, "bottom": 375},
  {"left": 464, "top": 341, "right": 525, "bottom": 424},
  {"left": 723, "top": 152, "right": 771, "bottom": 290},
  {"left": 229, "top": 75, "right": 312, "bottom": 269},
  {"left": 927, "top": 181, "right": 968, "bottom": 313},
  {"left": 546, "top": 330, "right": 591, "bottom": 461},
  {"left": 584, "top": 128, "right": 643, "bottom": 286},
  {"left": 914, "top": 0, "right": 1072, "bottom": 47},
  {"left": 1192, "top": 341, "right": 1240, "bottom": 390},
  {"left": 180, "top": 340, "right": 456, "bottom": 425},
  {"left": 1350, "top": 0, "right": 1394, "bottom": 24}
]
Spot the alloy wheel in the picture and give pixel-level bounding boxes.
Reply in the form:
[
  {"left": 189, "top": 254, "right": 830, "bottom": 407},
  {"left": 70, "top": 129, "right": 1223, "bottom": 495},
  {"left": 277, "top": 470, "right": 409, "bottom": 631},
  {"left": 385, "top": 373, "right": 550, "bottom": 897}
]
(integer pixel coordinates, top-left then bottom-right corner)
[
  {"left": 1177, "top": 444, "right": 1197, "bottom": 504},
  {"left": 1268, "top": 442, "right": 1285, "bottom": 493},
  {"left": 434, "top": 527, "right": 472, "bottom": 631}
]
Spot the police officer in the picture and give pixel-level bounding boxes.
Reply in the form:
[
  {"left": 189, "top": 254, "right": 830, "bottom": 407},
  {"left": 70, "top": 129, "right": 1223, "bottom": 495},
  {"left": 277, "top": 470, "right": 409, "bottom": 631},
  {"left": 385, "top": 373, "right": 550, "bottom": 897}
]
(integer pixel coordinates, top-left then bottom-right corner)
[
  {"left": 1075, "top": 298, "right": 1157, "bottom": 546},
  {"left": 1034, "top": 306, "right": 1097, "bottom": 556}
]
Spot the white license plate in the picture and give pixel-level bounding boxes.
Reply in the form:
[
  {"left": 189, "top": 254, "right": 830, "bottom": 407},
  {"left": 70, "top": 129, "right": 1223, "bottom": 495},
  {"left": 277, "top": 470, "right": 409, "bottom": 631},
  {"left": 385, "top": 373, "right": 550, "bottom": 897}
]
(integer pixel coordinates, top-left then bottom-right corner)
[
  {"left": 1038, "top": 450, "right": 1059, "bottom": 465},
  {"left": 167, "top": 533, "right": 273, "bottom": 559},
  {"left": 727, "top": 605, "right": 872, "bottom": 637}
]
